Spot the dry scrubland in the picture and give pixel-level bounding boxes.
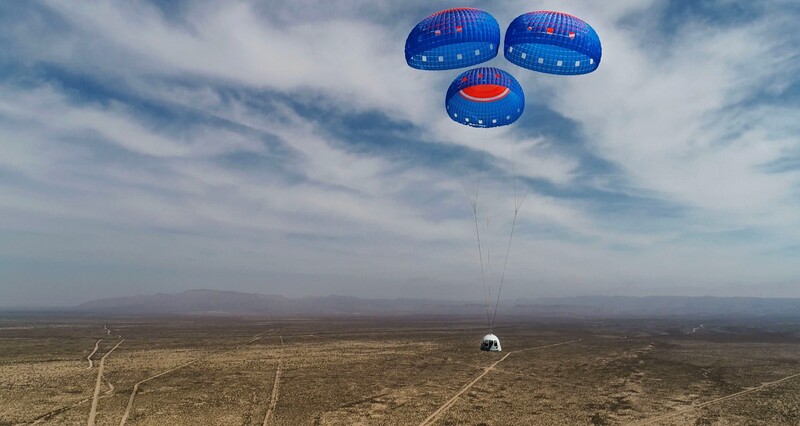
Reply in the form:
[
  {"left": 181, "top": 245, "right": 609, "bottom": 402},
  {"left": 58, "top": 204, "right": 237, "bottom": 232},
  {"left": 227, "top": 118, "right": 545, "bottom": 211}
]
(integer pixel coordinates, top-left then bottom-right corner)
[{"left": 1, "top": 315, "right": 800, "bottom": 425}]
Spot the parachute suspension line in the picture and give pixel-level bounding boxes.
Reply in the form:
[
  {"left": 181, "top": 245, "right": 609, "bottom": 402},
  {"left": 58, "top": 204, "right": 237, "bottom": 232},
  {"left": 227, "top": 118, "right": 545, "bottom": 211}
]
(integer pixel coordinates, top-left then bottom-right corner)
[
  {"left": 489, "top": 196, "right": 525, "bottom": 330},
  {"left": 464, "top": 140, "right": 492, "bottom": 332},
  {"left": 471, "top": 199, "right": 491, "bottom": 332},
  {"left": 490, "top": 147, "right": 529, "bottom": 330},
  {"left": 487, "top": 246, "right": 492, "bottom": 332}
]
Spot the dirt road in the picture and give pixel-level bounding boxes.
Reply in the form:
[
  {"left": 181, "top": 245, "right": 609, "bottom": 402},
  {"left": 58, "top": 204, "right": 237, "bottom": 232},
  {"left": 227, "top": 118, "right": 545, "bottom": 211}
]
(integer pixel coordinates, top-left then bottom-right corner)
[
  {"left": 31, "top": 397, "right": 93, "bottom": 425},
  {"left": 246, "top": 329, "right": 273, "bottom": 345},
  {"left": 419, "top": 339, "right": 582, "bottom": 426},
  {"left": 118, "top": 329, "right": 275, "bottom": 426},
  {"left": 262, "top": 336, "right": 284, "bottom": 426},
  {"left": 687, "top": 324, "right": 704, "bottom": 334},
  {"left": 634, "top": 370, "right": 800, "bottom": 425},
  {"left": 86, "top": 340, "right": 101, "bottom": 369},
  {"left": 118, "top": 360, "right": 198, "bottom": 426},
  {"left": 87, "top": 339, "right": 125, "bottom": 426}
]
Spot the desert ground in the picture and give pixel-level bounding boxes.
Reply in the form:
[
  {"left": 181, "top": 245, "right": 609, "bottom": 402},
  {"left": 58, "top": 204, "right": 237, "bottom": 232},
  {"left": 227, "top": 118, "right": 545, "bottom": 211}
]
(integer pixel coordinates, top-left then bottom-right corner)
[{"left": 1, "top": 314, "right": 799, "bottom": 425}]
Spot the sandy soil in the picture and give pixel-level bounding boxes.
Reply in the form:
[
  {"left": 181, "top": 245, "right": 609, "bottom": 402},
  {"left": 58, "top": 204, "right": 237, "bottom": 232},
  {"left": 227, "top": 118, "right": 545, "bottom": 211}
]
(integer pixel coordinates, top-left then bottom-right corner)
[{"left": 1, "top": 316, "right": 799, "bottom": 425}]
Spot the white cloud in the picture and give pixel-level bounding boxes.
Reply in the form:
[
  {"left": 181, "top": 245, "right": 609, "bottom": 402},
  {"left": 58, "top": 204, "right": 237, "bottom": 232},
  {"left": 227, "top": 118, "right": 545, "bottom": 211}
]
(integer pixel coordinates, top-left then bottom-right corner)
[
  {"left": 37, "top": 0, "right": 437, "bottom": 120},
  {"left": 552, "top": 5, "right": 800, "bottom": 230},
  {"left": 1, "top": 0, "right": 800, "bottom": 304}
]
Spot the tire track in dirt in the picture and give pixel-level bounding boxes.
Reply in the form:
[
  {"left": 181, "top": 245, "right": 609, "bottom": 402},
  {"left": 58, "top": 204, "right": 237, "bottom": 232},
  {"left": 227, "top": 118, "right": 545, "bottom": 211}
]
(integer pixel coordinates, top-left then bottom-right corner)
[
  {"left": 118, "top": 360, "right": 198, "bottom": 426},
  {"left": 262, "top": 336, "right": 284, "bottom": 426},
  {"left": 634, "top": 370, "right": 800, "bottom": 425},
  {"left": 247, "top": 331, "right": 271, "bottom": 345},
  {"left": 666, "top": 351, "right": 760, "bottom": 363},
  {"left": 118, "top": 329, "right": 275, "bottom": 426},
  {"left": 419, "top": 339, "right": 582, "bottom": 426},
  {"left": 87, "top": 340, "right": 102, "bottom": 369},
  {"left": 28, "top": 328, "right": 274, "bottom": 425},
  {"left": 88, "top": 339, "right": 125, "bottom": 426},
  {"left": 28, "top": 380, "right": 116, "bottom": 424},
  {"left": 490, "top": 367, "right": 598, "bottom": 391},
  {"left": 30, "top": 397, "right": 93, "bottom": 425}
]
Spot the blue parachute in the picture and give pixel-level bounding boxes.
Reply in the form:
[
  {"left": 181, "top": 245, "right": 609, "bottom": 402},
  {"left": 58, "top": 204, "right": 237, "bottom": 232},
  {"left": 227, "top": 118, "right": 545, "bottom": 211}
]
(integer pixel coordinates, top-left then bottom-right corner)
[
  {"left": 405, "top": 8, "right": 500, "bottom": 71},
  {"left": 504, "top": 11, "right": 601, "bottom": 75},
  {"left": 445, "top": 67, "right": 524, "bottom": 128}
]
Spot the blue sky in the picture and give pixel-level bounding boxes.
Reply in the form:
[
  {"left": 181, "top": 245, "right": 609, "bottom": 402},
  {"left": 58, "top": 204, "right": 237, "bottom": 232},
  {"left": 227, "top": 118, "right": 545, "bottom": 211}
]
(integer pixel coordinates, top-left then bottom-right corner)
[{"left": 1, "top": 0, "right": 799, "bottom": 306}]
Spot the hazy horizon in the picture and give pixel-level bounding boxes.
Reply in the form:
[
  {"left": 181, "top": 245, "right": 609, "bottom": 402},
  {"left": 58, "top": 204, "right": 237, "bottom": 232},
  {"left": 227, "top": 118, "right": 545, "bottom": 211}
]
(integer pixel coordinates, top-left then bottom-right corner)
[
  {"left": 5, "top": 288, "right": 800, "bottom": 311},
  {"left": 2, "top": 0, "right": 800, "bottom": 306}
]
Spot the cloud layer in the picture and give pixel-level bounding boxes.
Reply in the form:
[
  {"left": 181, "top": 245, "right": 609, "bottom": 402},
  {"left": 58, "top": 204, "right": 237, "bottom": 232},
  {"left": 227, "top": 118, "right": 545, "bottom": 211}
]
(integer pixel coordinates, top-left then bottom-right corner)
[{"left": 1, "top": 0, "right": 799, "bottom": 305}]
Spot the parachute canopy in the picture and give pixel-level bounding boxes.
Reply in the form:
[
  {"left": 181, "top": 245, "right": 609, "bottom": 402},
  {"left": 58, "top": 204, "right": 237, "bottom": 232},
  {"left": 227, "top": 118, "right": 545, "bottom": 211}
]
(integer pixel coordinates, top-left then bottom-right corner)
[
  {"left": 445, "top": 67, "right": 524, "bottom": 128},
  {"left": 504, "top": 11, "right": 601, "bottom": 75},
  {"left": 405, "top": 8, "right": 500, "bottom": 71}
]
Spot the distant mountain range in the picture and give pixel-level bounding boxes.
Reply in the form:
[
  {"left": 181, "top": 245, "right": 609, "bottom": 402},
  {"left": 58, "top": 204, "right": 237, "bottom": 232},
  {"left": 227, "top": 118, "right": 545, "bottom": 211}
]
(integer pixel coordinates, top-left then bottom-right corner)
[
  {"left": 64, "top": 289, "right": 800, "bottom": 318},
  {"left": 75, "top": 289, "right": 479, "bottom": 316},
  {"left": 527, "top": 295, "right": 800, "bottom": 318}
]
